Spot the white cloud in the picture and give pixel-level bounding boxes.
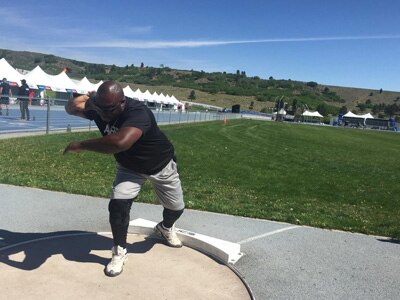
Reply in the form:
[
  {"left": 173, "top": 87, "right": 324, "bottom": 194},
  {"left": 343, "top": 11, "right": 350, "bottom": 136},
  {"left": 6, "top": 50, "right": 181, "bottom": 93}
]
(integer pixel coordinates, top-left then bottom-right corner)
[{"left": 52, "top": 35, "right": 400, "bottom": 49}]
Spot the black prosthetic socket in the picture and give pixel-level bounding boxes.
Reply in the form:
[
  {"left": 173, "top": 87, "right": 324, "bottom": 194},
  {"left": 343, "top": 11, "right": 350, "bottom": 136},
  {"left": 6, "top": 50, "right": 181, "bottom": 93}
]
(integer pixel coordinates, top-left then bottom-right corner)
[
  {"left": 162, "top": 207, "right": 184, "bottom": 228},
  {"left": 108, "top": 198, "right": 134, "bottom": 248}
]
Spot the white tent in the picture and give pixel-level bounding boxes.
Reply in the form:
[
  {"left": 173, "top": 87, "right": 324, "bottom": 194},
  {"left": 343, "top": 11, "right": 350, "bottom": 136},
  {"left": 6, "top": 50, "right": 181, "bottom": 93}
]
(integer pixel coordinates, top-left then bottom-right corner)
[
  {"left": 49, "top": 71, "right": 78, "bottom": 93},
  {"left": 25, "top": 66, "right": 56, "bottom": 90},
  {"left": 123, "top": 85, "right": 136, "bottom": 98},
  {"left": 142, "top": 89, "right": 153, "bottom": 102},
  {"left": 272, "top": 108, "right": 287, "bottom": 115},
  {"left": 302, "top": 110, "right": 323, "bottom": 118},
  {"left": 75, "top": 77, "right": 97, "bottom": 94},
  {"left": 134, "top": 88, "right": 144, "bottom": 101},
  {"left": 152, "top": 91, "right": 161, "bottom": 103},
  {"left": 344, "top": 111, "right": 374, "bottom": 119},
  {"left": 0, "top": 58, "right": 24, "bottom": 86},
  {"left": 343, "top": 111, "right": 358, "bottom": 118},
  {"left": 164, "top": 94, "right": 174, "bottom": 105},
  {"left": 1, "top": 58, "right": 189, "bottom": 108},
  {"left": 170, "top": 95, "right": 180, "bottom": 105},
  {"left": 359, "top": 113, "right": 374, "bottom": 119},
  {"left": 94, "top": 80, "right": 104, "bottom": 90}
]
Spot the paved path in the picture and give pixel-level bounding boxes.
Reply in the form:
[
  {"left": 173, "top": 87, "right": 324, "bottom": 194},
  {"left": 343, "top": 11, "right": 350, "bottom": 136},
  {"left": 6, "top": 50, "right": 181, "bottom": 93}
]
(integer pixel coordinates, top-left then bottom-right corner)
[{"left": 0, "top": 184, "right": 399, "bottom": 299}]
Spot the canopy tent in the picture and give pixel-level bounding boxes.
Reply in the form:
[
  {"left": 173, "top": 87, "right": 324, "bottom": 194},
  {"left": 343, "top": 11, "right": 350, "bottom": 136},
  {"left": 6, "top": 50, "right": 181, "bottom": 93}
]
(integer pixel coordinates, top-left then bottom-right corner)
[
  {"left": 151, "top": 91, "right": 161, "bottom": 103},
  {"left": 0, "top": 58, "right": 24, "bottom": 86},
  {"left": 170, "top": 95, "right": 181, "bottom": 105},
  {"left": 343, "top": 111, "right": 358, "bottom": 118},
  {"left": 142, "top": 89, "right": 154, "bottom": 102},
  {"left": 272, "top": 108, "right": 287, "bottom": 115},
  {"left": 359, "top": 112, "right": 374, "bottom": 119},
  {"left": 75, "top": 77, "right": 98, "bottom": 94},
  {"left": 0, "top": 58, "right": 184, "bottom": 106},
  {"left": 25, "top": 66, "right": 55, "bottom": 90},
  {"left": 165, "top": 94, "right": 174, "bottom": 105},
  {"left": 49, "top": 71, "right": 78, "bottom": 93},
  {"left": 123, "top": 85, "right": 136, "bottom": 98},
  {"left": 344, "top": 111, "right": 374, "bottom": 119},
  {"left": 94, "top": 80, "right": 103, "bottom": 90},
  {"left": 302, "top": 110, "right": 323, "bottom": 118}
]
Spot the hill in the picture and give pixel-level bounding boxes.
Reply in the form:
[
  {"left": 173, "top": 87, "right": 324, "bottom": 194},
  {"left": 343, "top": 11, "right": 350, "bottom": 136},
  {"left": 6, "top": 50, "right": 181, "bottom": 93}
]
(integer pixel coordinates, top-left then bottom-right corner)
[{"left": 1, "top": 48, "right": 399, "bottom": 117}]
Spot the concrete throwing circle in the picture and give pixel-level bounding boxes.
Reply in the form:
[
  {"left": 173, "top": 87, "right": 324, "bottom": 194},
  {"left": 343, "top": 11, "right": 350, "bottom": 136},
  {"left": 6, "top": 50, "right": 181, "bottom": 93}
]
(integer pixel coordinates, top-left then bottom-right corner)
[{"left": 0, "top": 233, "right": 251, "bottom": 300}]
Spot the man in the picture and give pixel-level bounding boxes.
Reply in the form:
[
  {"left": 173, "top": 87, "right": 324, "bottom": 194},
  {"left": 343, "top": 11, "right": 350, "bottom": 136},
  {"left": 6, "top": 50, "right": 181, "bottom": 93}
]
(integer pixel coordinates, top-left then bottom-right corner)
[
  {"left": 0, "top": 78, "right": 12, "bottom": 116},
  {"left": 17, "top": 79, "right": 30, "bottom": 120},
  {"left": 63, "top": 81, "right": 185, "bottom": 277}
]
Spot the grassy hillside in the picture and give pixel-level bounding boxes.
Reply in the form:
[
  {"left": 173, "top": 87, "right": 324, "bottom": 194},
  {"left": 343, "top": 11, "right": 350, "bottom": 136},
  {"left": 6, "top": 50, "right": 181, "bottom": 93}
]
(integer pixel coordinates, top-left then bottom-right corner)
[
  {"left": 0, "top": 120, "right": 399, "bottom": 238},
  {"left": 1, "top": 48, "right": 399, "bottom": 116}
]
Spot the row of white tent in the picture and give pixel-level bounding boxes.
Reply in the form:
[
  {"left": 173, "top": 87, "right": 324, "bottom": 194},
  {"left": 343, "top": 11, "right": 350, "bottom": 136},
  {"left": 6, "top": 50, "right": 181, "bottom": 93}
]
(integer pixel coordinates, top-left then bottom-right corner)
[
  {"left": 343, "top": 111, "right": 374, "bottom": 119},
  {"left": 273, "top": 110, "right": 375, "bottom": 119},
  {"left": 273, "top": 109, "right": 324, "bottom": 118},
  {"left": 0, "top": 58, "right": 184, "bottom": 107}
]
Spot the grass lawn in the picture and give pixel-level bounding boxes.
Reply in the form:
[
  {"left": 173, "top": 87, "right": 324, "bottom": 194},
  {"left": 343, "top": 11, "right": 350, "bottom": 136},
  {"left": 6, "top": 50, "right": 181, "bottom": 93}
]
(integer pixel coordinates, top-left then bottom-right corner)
[{"left": 1, "top": 119, "right": 399, "bottom": 238}]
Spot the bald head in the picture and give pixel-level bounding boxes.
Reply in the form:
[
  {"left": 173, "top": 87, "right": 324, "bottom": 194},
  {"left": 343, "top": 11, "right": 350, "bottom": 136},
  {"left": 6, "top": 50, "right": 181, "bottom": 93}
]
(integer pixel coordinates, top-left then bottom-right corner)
[{"left": 97, "top": 81, "right": 124, "bottom": 105}]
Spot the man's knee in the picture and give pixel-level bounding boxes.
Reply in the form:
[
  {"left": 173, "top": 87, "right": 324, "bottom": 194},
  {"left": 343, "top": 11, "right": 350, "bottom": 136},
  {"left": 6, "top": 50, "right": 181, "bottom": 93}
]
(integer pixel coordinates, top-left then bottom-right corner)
[{"left": 108, "top": 199, "right": 133, "bottom": 226}]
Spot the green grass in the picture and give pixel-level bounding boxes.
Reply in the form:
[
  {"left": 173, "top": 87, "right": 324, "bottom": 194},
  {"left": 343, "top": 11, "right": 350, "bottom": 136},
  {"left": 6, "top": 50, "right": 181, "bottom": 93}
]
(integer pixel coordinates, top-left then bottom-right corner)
[{"left": 1, "top": 120, "right": 399, "bottom": 238}]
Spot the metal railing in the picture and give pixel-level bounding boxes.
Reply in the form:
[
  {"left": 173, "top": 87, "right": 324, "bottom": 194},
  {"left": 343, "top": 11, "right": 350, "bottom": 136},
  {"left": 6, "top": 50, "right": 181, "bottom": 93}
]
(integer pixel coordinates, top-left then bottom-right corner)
[{"left": 0, "top": 97, "right": 242, "bottom": 135}]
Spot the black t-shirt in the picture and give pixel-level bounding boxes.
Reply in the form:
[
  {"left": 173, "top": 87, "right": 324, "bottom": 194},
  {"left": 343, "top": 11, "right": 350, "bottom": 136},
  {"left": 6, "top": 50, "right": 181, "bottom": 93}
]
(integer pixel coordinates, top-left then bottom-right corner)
[
  {"left": 17, "top": 83, "right": 30, "bottom": 100},
  {"left": 1, "top": 82, "right": 11, "bottom": 96},
  {"left": 84, "top": 97, "right": 175, "bottom": 175}
]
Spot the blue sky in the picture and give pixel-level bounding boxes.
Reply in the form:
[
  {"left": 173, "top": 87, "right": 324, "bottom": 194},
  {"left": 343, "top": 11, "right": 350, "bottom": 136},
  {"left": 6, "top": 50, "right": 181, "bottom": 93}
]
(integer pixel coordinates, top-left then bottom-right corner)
[{"left": 1, "top": 0, "right": 399, "bottom": 91}]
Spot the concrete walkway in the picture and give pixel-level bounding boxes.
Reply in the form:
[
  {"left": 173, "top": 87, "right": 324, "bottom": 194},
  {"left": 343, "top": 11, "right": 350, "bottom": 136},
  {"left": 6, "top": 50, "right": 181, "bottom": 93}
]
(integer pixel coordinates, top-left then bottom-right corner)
[{"left": 0, "top": 184, "right": 399, "bottom": 299}]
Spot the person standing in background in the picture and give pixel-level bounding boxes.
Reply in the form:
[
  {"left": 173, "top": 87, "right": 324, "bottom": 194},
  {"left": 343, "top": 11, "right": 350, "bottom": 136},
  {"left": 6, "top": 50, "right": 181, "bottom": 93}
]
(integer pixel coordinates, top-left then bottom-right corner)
[
  {"left": 18, "top": 79, "right": 30, "bottom": 120},
  {"left": 28, "top": 90, "right": 35, "bottom": 106},
  {"left": 0, "top": 78, "right": 12, "bottom": 116}
]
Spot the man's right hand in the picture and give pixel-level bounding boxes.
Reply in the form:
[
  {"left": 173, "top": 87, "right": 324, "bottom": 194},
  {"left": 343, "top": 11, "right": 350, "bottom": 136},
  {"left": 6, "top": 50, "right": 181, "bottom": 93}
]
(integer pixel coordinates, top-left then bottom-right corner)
[{"left": 63, "top": 141, "right": 82, "bottom": 155}]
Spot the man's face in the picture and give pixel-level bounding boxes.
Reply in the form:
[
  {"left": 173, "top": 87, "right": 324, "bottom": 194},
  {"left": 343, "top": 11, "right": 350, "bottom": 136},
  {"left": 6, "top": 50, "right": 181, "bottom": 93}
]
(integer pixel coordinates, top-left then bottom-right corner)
[{"left": 93, "top": 93, "right": 126, "bottom": 123}]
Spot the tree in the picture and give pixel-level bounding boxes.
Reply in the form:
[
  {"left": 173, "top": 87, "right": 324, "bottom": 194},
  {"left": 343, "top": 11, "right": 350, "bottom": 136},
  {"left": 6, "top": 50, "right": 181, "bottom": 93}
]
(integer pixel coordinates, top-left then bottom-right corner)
[
  {"left": 316, "top": 103, "right": 328, "bottom": 116},
  {"left": 379, "top": 88, "right": 383, "bottom": 94},
  {"left": 249, "top": 101, "right": 254, "bottom": 110},
  {"left": 372, "top": 104, "right": 380, "bottom": 115},
  {"left": 357, "top": 103, "right": 366, "bottom": 112},
  {"left": 322, "top": 87, "right": 330, "bottom": 94},
  {"left": 292, "top": 99, "right": 298, "bottom": 115},
  {"left": 306, "top": 81, "right": 318, "bottom": 88},
  {"left": 339, "top": 106, "right": 348, "bottom": 114},
  {"left": 140, "top": 62, "right": 144, "bottom": 68},
  {"left": 384, "top": 103, "right": 399, "bottom": 116},
  {"left": 269, "top": 76, "right": 274, "bottom": 80},
  {"left": 188, "top": 90, "right": 196, "bottom": 100}
]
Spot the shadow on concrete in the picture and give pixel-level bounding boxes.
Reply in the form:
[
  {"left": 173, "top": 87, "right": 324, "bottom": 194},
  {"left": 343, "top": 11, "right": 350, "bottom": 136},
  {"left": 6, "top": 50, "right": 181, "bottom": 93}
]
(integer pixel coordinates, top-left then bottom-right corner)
[
  {"left": 377, "top": 238, "right": 400, "bottom": 245},
  {"left": 0, "top": 230, "right": 156, "bottom": 271}
]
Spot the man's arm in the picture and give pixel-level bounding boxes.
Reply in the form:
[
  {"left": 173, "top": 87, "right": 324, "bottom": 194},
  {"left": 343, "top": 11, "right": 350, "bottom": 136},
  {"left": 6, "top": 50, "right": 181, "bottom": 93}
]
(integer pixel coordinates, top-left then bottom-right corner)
[
  {"left": 65, "top": 92, "right": 95, "bottom": 119},
  {"left": 63, "top": 127, "right": 143, "bottom": 155}
]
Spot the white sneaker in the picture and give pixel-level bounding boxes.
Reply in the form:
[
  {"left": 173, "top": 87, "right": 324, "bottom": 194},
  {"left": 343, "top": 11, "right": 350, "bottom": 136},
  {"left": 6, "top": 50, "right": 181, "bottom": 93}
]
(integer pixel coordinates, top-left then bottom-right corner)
[
  {"left": 155, "top": 222, "right": 183, "bottom": 248},
  {"left": 105, "top": 245, "right": 127, "bottom": 277}
]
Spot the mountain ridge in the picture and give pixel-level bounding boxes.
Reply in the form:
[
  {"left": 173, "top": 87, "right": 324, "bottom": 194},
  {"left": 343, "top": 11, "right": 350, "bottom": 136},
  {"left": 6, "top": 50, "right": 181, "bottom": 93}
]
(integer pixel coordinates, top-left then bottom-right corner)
[{"left": 1, "top": 48, "right": 399, "bottom": 117}]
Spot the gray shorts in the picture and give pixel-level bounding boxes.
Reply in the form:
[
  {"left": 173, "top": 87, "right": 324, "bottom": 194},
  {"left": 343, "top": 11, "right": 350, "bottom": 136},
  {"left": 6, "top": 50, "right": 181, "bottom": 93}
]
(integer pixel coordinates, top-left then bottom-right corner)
[{"left": 112, "top": 159, "right": 185, "bottom": 211}]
